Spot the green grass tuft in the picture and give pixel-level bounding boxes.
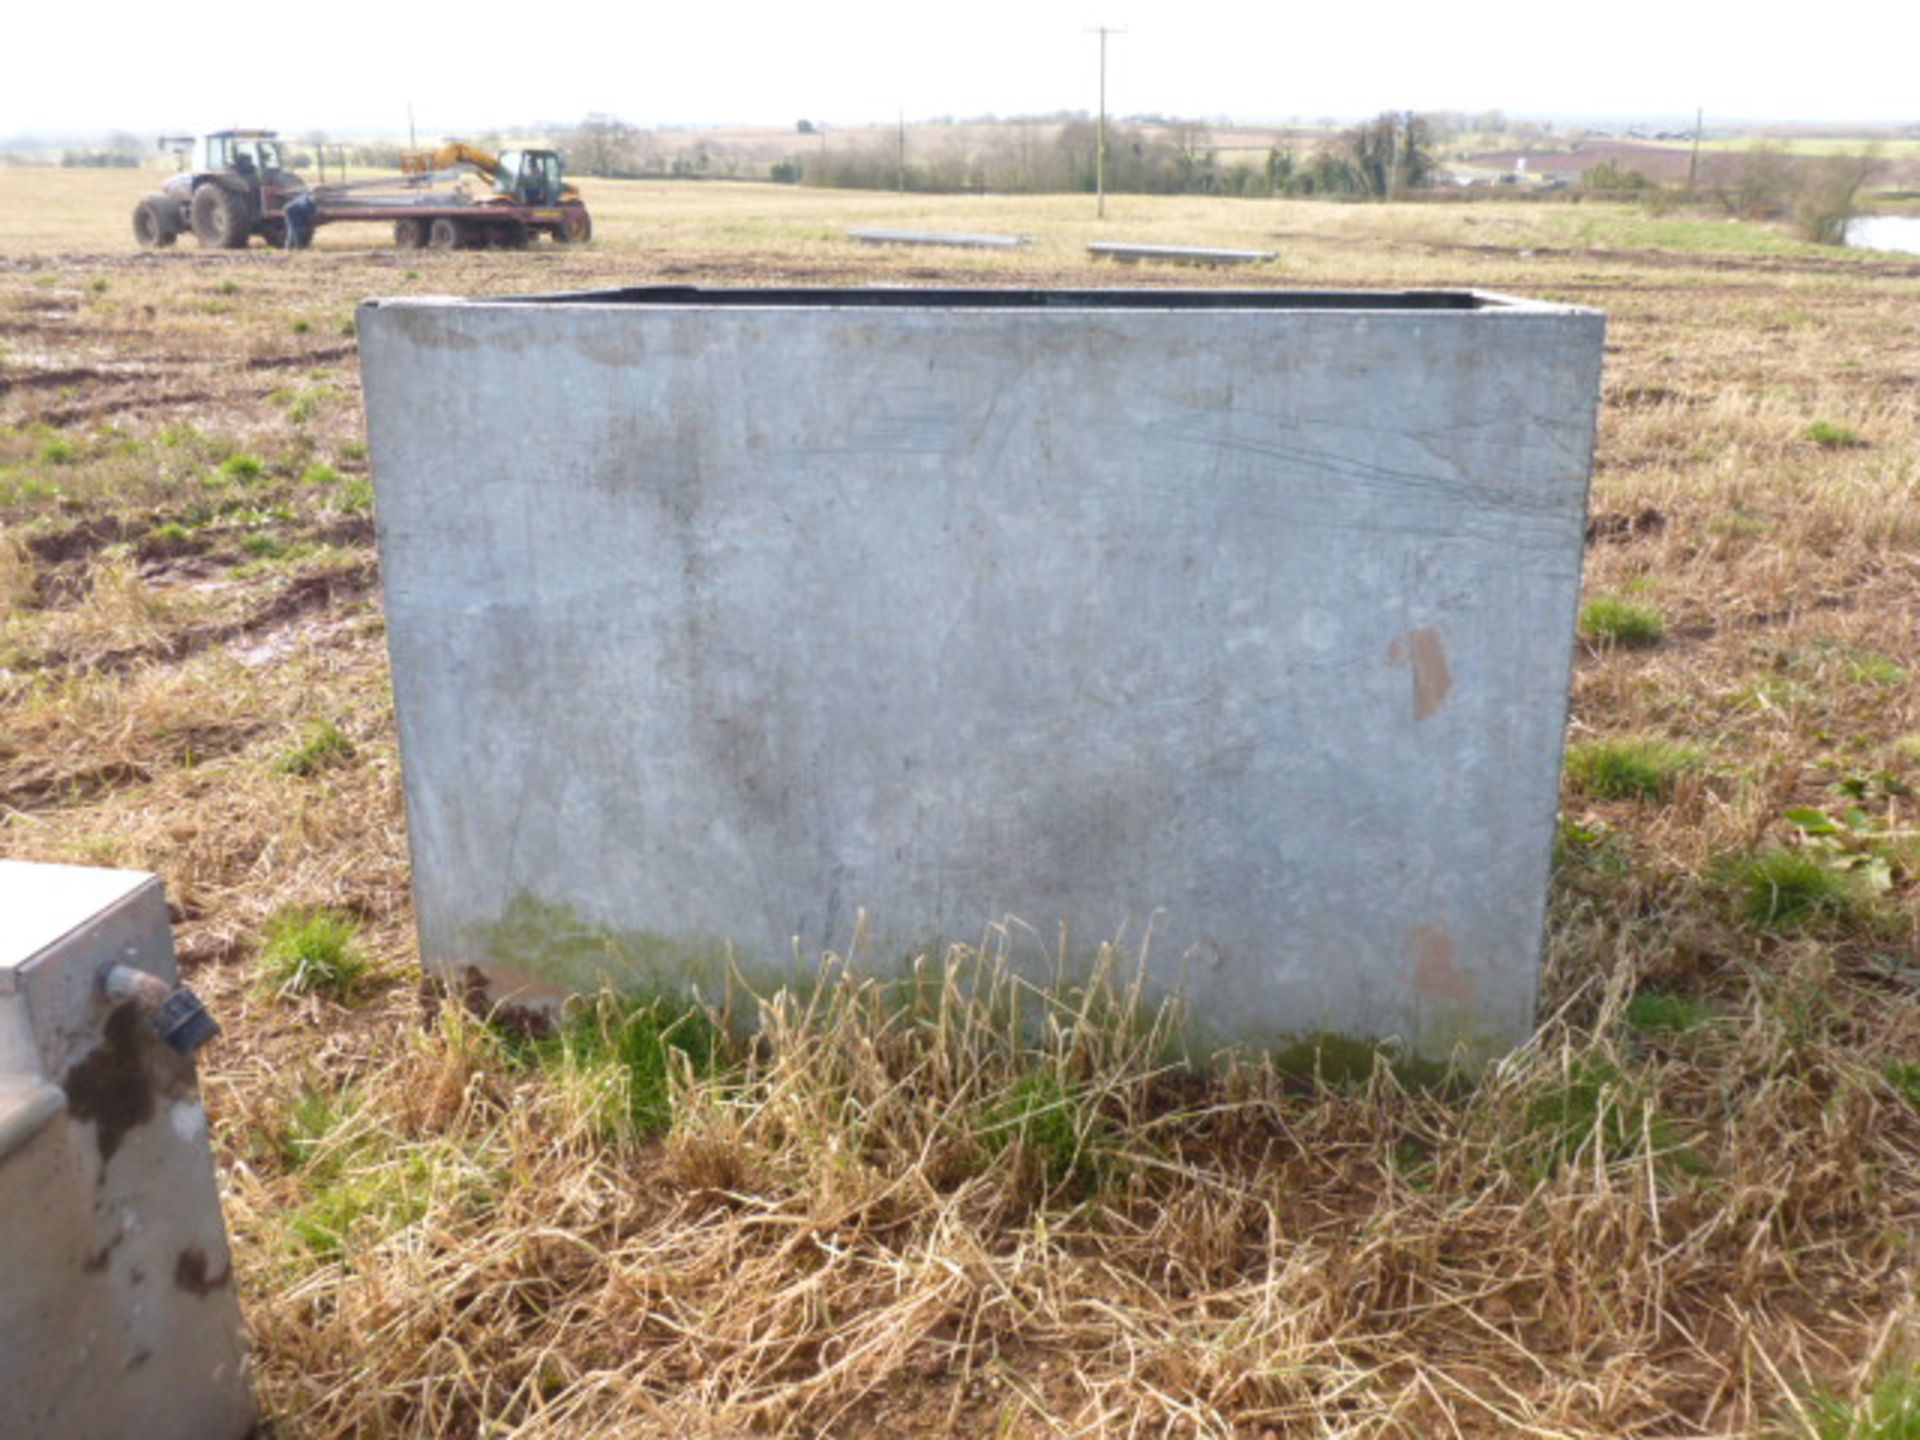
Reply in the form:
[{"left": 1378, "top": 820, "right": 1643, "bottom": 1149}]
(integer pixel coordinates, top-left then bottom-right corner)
[
  {"left": 1801, "top": 1372, "right": 1920, "bottom": 1439},
  {"left": 530, "top": 993, "right": 721, "bottom": 1141},
  {"left": 1580, "top": 596, "right": 1665, "bottom": 648},
  {"left": 1719, "top": 848, "right": 1872, "bottom": 933},
  {"left": 1521, "top": 1058, "right": 1703, "bottom": 1180},
  {"left": 288, "top": 1150, "right": 433, "bottom": 1263},
  {"left": 984, "top": 1069, "right": 1113, "bottom": 1193},
  {"left": 1846, "top": 652, "right": 1909, "bottom": 688},
  {"left": 37, "top": 438, "right": 75, "bottom": 466},
  {"left": 218, "top": 453, "right": 266, "bottom": 484},
  {"left": 336, "top": 477, "right": 374, "bottom": 515},
  {"left": 1804, "top": 420, "right": 1866, "bottom": 449},
  {"left": 301, "top": 462, "right": 342, "bottom": 487},
  {"left": 1524, "top": 1059, "right": 1632, "bottom": 1174},
  {"left": 258, "top": 908, "right": 369, "bottom": 1000},
  {"left": 265, "top": 1083, "right": 485, "bottom": 1268},
  {"left": 276, "top": 719, "right": 356, "bottom": 777},
  {"left": 1625, "top": 990, "right": 1714, "bottom": 1036},
  {"left": 1555, "top": 816, "right": 1632, "bottom": 876},
  {"left": 273, "top": 1086, "right": 354, "bottom": 1171},
  {"left": 1884, "top": 1063, "right": 1920, "bottom": 1110},
  {"left": 1566, "top": 735, "right": 1700, "bottom": 801}
]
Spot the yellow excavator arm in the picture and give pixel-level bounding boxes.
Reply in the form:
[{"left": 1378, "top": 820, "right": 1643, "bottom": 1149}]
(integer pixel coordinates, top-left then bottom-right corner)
[
  {"left": 399, "top": 142, "right": 580, "bottom": 205},
  {"left": 400, "top": 142, "right": 502, "bottom": 179}
]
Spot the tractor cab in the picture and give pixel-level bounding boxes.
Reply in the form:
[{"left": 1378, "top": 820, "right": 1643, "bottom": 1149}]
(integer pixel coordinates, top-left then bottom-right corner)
[
  {"left": 495, "top": 149, "right": 566, "bottom": 206},
  {"left": 162, "top": 130, "right": 302, "bottom": 195}
]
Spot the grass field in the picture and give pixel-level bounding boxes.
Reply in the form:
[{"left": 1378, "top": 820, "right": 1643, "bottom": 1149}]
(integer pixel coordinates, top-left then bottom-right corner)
[{"left": 4, "top": 169, "right": 1920, "bottom": 1439}]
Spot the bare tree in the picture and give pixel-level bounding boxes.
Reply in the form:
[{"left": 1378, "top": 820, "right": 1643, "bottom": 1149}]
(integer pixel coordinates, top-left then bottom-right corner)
[
  {"left": 1168, "top": 122, "right": 1216, "bottom": 193},
  {"left": 565, "top": 114, "right": 646, "bottom": 178},
  {"left": 1793, "top": 150, "right": 1883, "bottom": 244},
  {"left": 1721, "top": 144, "right": 1796, "bottom": 219}
]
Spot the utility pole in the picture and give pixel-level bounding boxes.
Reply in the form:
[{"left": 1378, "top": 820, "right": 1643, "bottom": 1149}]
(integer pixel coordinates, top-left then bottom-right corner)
[
  {"left": 1086, "top": 25, "right": 1125, "bottom": 219},
  {"left": 407, "top": 102, "right": 416, "bottom": 154},
  {"left": 898, "top": 110, "right": 906, "bottom": 195},
  {"left": 1687, "top": 106, "right": 1703, "bottom": 196}
]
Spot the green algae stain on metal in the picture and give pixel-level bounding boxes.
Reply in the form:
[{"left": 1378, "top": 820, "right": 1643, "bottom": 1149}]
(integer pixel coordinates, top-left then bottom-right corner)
[
  {"left": 1262, "top": 1031, "right": 1457, "bottom": 1092},
  {"left": 462, "top": 894, "right": 1517, "bottom": 1079},
  {"left": 469, "top": 892, "right": 746, "bottom": 1000}
]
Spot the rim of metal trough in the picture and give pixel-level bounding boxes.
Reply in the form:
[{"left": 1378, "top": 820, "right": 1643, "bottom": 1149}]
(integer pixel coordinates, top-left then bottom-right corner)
[{"left": 371, "top": 285, "right": 1591, "bottom": 315}]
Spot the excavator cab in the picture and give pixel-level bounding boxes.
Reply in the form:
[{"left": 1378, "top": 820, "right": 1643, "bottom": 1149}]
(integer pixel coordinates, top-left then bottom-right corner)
[{"left": 499, "top": 149, "right": 564, "bottom": 206}]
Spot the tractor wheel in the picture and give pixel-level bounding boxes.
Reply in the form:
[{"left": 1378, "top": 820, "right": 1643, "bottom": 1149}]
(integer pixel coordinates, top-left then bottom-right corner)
[
  {"left": 191, "top": 183, "right": 252, "bottom": 249},
  {"left": 554, "top": 207, "right": 592, "bottom": 244},
  {"left": 132, "top": 195, "right": 179, "bottom": 249},
  {"left": 259, "top": 219, "right": 288, "bottom": 250},
  {"left": 427, "top": 217, "right": 463, "bottom": 251},
  {"left": 393, "top": 218, "right": 426, "bottom": 250}
]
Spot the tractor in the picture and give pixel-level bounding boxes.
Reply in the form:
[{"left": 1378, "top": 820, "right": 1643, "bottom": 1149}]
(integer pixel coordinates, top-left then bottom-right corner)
[{"left": 132, "top": 130, "right": 308, "bottom": 249}]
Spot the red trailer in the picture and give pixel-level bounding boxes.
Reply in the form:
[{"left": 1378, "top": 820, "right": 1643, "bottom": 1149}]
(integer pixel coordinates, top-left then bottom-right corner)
[{"left": 313, "top": 192, "right": 593, "bottom": 250}]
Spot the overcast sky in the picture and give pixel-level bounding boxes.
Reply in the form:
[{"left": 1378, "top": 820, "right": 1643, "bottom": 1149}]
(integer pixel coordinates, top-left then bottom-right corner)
[{"left": 7, "top": 0, "right": 1915, "bottom": 140}]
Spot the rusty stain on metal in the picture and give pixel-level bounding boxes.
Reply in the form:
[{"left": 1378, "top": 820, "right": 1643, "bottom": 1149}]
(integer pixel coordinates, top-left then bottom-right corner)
[
  {"left": 1388, "top": 628, "right": 1453, "bottom": 721},
  {"left": 1406, "top": 925, "right": 1472, "bottom": 1003}
]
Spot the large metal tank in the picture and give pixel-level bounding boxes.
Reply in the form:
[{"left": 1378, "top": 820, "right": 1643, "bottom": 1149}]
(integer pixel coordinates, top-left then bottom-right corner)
[
  {"left": 359, "top": 286, "right": 1604, "bottom": 1063},
  {"left": 0, "top": 860, "right": 253, "bottom": 1439}
]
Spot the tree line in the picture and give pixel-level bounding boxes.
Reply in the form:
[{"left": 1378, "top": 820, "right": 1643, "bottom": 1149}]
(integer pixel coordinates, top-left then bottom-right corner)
[{"left": 786, "top": 112, "right": 1440, "bottom": 198}]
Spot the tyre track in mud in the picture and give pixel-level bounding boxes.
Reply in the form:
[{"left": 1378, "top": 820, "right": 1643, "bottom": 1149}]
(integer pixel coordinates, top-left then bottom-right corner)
[
  {"left": 15, "top": 555, "right": 380, "bottom": 682},
  {"left": 1, "top": 339, "right": 362, "bottom": 427},
  {"left": 0, "top": 718, "right": 274, "bottom": 815}
]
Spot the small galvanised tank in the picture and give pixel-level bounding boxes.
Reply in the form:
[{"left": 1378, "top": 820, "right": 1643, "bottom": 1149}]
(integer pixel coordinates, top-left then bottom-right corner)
[
  {"left": 359, "top": 286, "right": 1604, "bottom": 1065},
  {"left": 0, "top": 860, "right": 253, "bottom": 1440}
]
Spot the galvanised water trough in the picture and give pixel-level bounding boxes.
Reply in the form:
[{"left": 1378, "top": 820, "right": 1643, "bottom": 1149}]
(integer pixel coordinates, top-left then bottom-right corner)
[{"left": 359, "top": 287, "right": 1604, "bottom": 1065}]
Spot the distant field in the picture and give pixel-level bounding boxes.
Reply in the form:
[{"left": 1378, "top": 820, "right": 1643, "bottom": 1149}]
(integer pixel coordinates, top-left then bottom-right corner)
[
  {"left": 1680, "top": 135, "right": 1920, "bottom": 157},
  {"left": 11, "top": 166, "right": 1892, "bottom": 266},
  {"left": 4, "top": 175, "right": 1919, "bottom": 1439},
  {"left": 1457, "top": 138, "right": 1920, "bottom": 189}
]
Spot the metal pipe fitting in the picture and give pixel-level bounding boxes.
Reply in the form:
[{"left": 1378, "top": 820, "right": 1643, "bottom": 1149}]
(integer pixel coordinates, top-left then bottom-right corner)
[{"left": 100, "top": 965, "right": 222, "bottom": 1057}]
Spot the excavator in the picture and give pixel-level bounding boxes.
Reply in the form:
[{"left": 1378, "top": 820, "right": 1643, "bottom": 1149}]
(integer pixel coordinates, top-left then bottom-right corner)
[
  {"left": 382, "top": 142, "right": 592, "bottom": 246},
  {"left": 401, "top": 143, "right": 579, "bottom": 204}
]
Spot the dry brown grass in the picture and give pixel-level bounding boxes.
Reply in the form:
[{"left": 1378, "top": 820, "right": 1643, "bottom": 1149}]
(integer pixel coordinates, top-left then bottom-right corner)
[{"left": 3, "top": 177, "right": 1918, "bottom": 1438}]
